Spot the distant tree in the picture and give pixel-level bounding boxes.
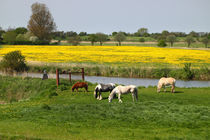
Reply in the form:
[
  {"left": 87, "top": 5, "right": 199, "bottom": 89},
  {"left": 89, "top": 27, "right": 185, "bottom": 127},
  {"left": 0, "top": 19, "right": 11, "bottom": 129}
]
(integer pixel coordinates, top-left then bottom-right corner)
[
  {"left": 67, "top": 35, "right": 81, "bottom": 46},
  {"left": 16, "top": 34, "right": 26, "bottom": 41},
  {"left": 96, "top": 33, "right": 108, "bottom": 46},
  {"left": 185, "top": 36, "right": 195, "bottom": 47},
  {"left": 28, "top": 2, "right": 56, "bottom": 42},
  {"left": 14, "top": 27, "right": 28, "bottom": 34},
  {"left": 2, "top": 31, "right": 17, "bottom": 44},
  {"left": 137, "top": 28, "right": 148, "bottom": 37},
  {"left": 79, "top": 32, "right": 87, "bottom": 36},
  {"left": 157, "top": 40, "right": 167, "bottom": 47},
  {"left": 0, "top": 28, "right": 5, "bottom": 44},
  {"left": 166, "top": 35, "right": 176, "bottom": 47},
  {"left": 114, "top": 32, "right": 126, "bottom": 46},
  {"left": 0, "top": 51, "right": 28, "bottom": 72},
  {"left": 201, "top": 37, "right": 209, "bottom": 48},
  {"left": 65, "top": 31, "right": 77, "bottom": 38},
  {"left": 189, "top": 31, "right": 199, "bottom": 37},
  {"left": 112, "top": 32, "right": 117, "bottom": 36},
  {"left": 160, "top": 30, "right": 169, "bottom": 40},
  {"left": 88, "top": 34, "right": 98, "bottom": 46}
]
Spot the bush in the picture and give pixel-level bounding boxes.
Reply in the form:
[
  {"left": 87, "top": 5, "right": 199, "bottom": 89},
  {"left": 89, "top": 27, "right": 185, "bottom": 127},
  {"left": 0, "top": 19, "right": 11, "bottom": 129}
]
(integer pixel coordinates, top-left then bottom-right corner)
[
  {"left": 157, "top": 40, "right": 167, "bottom": 47},
  {"left": 139, "top": 38, "right": 145, "bottom": 42},
  {"left": 183, "top": 63, "right": 194, "bottom": 80},
  {"left": 0, "top": 51, "right": 28, "bottom": 72}
]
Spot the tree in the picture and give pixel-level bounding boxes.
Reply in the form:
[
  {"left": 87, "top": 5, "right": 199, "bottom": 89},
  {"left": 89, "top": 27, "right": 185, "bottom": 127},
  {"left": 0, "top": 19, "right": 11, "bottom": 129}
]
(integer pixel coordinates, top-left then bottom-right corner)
[
  {"left": 201, "top": 37, "right": 209, "bottom": 48},
  {"left": 137, "top": 28, "right": 148, "bottom": 37},
  {"left": 0, "top": 51, "right": 28, "bottom": 72},
  {"left": 185, "top": 36, "right": 195, "bottom": 47},
  {"left": 2, "top": 31, "right": 17, "bottom": 44},
  {"left": 189, "top": 31, "right": 199, "bottom": 37},
  {"left": 28, "top": 2, "right": 56, "bottom": 42},
  {"left": 14, "top": 27, "right": 28, "bottom": 34},
  {"left": 114, "top": 32, "right": 126, "bottom": 46},
  {"left": 96, "top": 33, "right": 108, "bottom": 46},
  {"left": 157, "top": 40, "right": 167, "bottom": 47},
  {"left": 166, "top": 35, "right": 176, "bottom": 47},
  {"left": 112, "top": 32, "right": 117, "bottom": 36},
  {"left": 88, "top": 34, "right": 97, "bottom": 46},
  {"left": 67, "top": 35, "right": 81, "bottom": 46},
  {"left": 79, "top": 32, "right": 87, "bottom": 36}
]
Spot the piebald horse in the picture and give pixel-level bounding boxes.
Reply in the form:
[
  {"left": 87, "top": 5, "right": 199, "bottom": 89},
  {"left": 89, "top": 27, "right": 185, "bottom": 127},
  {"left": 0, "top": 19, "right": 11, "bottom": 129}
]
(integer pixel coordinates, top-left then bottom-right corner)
[
  {"left": 108, "top": 85, "right": 138, "bottom": 103},
  {"left": 157, "top": 77, "right": 176, "bottom": 93},
  {"left": 94, "top": 83, "right": 115, "bottom": 100}
]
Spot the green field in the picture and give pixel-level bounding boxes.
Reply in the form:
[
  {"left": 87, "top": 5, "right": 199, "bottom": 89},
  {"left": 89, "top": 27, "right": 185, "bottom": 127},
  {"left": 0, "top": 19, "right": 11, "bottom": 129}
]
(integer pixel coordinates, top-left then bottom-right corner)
[{"left": 0, "top": 76, "right": 210, "bottom": 140}]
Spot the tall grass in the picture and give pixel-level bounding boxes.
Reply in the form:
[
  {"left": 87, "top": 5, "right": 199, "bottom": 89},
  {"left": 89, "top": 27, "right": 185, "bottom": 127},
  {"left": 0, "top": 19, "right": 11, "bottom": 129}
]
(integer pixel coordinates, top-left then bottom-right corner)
[{"left": 27, "top": 63, "right": 210, "bottom": 80}]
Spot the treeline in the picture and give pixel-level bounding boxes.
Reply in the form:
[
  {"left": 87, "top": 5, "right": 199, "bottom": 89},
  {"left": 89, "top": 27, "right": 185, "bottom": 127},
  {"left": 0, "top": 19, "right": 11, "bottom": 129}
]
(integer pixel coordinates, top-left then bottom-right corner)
[
  {"left": 0, "top": 2, "right": 210, "bottom": 47},
  {"left": 1, "top": 26, "right": 210, "bottom": 47}
]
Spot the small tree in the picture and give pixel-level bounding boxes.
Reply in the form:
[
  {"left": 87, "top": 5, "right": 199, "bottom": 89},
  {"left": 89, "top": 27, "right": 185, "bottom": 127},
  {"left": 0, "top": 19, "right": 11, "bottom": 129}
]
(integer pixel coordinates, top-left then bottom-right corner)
[
  {"left": 88, "top": 34, "right": 97, "bottom": 46},
  {"left": 96, "top": 33, "right": 108, "bottom": 46},
  {"left": 68, "top": 35, "right": 81, "bottom": 46},
  {"left": 2, "top": 31, "right": 17, "bottom": 44},
  {"left": 185, "top": 36, "right": 195, "bottom": 47},
  {"left": 166, "top": 35, "right": 176, "bottom": 47},
  {"left": 157, "top": 40, "right": 167, "bottom": 47},
  {"left": 137, "top": 28, "right": 148, "bottom": 37},
  {"left": 201, "top": 37, "right": 209, "bottom": 48},
  {"left": 114, "top": 32, "right": 126, "bottom": 46},
  {"left": 1, "top": 51, "right": 28, "bottom": 72}
]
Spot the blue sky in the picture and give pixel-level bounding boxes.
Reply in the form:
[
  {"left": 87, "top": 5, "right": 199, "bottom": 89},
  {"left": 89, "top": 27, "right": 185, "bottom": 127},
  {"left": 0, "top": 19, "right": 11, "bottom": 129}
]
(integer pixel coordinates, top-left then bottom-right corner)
[{"left": 0, "top": 0, "right": 210, "bottom": 34}]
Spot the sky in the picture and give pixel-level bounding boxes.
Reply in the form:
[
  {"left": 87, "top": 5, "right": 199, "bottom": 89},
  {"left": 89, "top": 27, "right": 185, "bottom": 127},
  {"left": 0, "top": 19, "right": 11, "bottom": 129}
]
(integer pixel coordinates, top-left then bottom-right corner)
[{"left": 0, "top": 0, "right": 210, "bottom": 34}]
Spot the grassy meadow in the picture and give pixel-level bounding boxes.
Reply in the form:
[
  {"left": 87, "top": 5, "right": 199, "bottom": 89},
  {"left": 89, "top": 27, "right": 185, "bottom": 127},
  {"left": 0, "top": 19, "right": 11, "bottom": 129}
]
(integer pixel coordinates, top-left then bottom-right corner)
[{"left": 0, "top": 76, "right": 210, "bottom": 139}]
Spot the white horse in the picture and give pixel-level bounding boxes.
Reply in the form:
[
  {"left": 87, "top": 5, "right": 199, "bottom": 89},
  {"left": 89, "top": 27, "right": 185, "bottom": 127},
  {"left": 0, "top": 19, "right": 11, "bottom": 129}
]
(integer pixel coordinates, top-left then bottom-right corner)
[
  {"left": 108, "top": 85, "right": 138, "bottom": 103},
  {"left": 157, "top": 77, "right": 176, "bottom": 93}
]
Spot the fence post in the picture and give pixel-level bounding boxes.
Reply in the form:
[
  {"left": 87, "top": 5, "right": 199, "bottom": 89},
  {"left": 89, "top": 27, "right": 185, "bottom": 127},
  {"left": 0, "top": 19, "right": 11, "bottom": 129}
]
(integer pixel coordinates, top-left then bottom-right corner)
[
  {"left": 81, "top": 68, "right": 85, "bottom": 81},
  {"left": 69, "top": 71, "right": 71, "bottom": 82},
  {"left": 56, "top": 69, "right": 59, "bottom": 87}
]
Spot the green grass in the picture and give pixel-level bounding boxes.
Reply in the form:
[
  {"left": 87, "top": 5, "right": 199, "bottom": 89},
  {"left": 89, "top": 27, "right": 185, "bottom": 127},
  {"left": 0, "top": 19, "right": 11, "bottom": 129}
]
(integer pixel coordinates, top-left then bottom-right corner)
[{"left": 0, "top": 76, "right": 210, "bottom": 139}]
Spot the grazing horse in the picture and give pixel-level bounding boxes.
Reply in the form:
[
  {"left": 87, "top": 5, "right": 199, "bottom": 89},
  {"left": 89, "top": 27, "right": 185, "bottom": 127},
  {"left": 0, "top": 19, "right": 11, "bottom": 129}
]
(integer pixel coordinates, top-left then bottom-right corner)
[
  {"left": 157, "top": 77, "right": 176, "bottom": 93},
  {"left": 108, "top": 85, "right": 138, "bottom": 103},
  {"left": 94, "top": 83, "right": 116, "bottom": 100},
  {"left": 72, "top": 82, "right": 88, "bottom": 92}
]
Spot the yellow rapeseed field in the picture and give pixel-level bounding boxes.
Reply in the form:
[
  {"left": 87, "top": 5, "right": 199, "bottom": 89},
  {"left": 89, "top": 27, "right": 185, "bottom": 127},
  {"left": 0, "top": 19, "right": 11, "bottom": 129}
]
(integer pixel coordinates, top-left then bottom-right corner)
[{"left": 0, "top": 45, "right": 209, "bottom": 66}]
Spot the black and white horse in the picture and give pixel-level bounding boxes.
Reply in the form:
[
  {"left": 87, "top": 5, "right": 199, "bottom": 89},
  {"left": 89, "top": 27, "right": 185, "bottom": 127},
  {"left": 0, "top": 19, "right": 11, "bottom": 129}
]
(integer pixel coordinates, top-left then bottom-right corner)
[{"left": 94, "top": 83, "right": 116, "bottom": 100}]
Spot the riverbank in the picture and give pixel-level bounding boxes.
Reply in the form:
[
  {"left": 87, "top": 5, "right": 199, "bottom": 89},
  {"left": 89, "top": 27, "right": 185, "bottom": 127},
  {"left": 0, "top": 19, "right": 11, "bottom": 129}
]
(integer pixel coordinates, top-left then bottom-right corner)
[
  {"left": 0, "top": 76, "right": 209, "bottom": 139},
  {"left": 27, "top": 63, "right": 210, "bottom": 81}
]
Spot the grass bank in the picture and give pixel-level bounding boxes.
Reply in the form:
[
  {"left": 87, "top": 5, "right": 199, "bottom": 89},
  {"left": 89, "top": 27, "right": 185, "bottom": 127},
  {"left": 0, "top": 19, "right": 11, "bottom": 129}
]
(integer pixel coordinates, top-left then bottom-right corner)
[{"left": 0, "top": 76, "right": 210, "bottom": 139}]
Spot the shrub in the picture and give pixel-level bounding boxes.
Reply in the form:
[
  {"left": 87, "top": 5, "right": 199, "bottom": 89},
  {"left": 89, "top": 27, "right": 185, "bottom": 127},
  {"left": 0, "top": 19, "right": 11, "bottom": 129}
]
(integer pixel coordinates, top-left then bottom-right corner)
[
  {"left": 157, "top": 40, "right": 167, "bottom": 47},
  {"left": 183, "top": 63, "right": 194, "bottom": 80},
  {"left": 0, "top": 51, "right": 28, "bottom": 72},
  {"left": 139, "top": 38, "right": 145, "bottom": 42}
]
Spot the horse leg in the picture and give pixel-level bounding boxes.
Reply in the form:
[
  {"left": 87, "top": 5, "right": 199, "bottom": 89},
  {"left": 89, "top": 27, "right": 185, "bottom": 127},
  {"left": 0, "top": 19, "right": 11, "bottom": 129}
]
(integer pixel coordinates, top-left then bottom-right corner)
[
  {"left": 132, "top": 93, "right": 135, "bottom": 102},
  {"left": 99, "top": 91, "right": 102, "bottom": 100},
  {"left": 76, "top": 88, "right": 78, "bottom": 92},
  {"left": 118, "top": 93, "right": 122, "bottom": 103},
  {"left": 171, "top": 85, "right": 175, "bottom": 93}
]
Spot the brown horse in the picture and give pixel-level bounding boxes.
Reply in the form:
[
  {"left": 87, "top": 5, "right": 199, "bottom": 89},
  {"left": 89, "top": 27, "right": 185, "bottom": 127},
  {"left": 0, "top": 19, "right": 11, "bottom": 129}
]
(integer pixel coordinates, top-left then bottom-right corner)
[{"left": 72, "top": 82, "right": 88, "bottom": 92}]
